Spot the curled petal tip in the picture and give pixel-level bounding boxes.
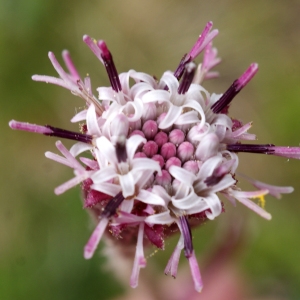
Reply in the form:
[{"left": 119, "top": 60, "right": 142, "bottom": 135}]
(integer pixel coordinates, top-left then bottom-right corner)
[
  {"left": 82, "top": 34, "right": 89, "bottom": 41},
  {"left": 48, "top": 51, "right": 55, "bottom": 58},
  {"left": 8, "top": 120, "right": 15, "bottom": 129},
  {"left": 83, "top": 249, "right": 93, "bottom": 260}
]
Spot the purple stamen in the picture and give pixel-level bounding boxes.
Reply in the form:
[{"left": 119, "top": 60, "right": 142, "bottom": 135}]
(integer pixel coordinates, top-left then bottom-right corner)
[
  {"left": 101, "top": 192, "right": 125, "bottom": 218},
  {"left": 211, "top": 63, "right": 258, "bottom": 113},
  {"left": 98, "top": 40, "right": 122, "bottom": 92},
  {"left": 180, "top": 216, "right": 193, "bottom": 258},
  {"left": 187, "top": 21, "right": 215, "bottom": 60},
  {"left": 45, "top": 125, "right": 93, "bottom": 143},
  {"left": 173, "top": 54, "right": 188, "bottom": 81},
  {"left": 174, "top": 21, "right": 218, "bottom": 80},
  {"left": 228, "top": 143, "right": 300, "bottom": 160},
  {"left": 227, "top": 143, "right": 275, "bottom": 154},
  {"left": 9, "top": 120, "right": 93, "bottom": 144},
  {"left": 178, "top": 62, "right": 196, "bottom": 94}
]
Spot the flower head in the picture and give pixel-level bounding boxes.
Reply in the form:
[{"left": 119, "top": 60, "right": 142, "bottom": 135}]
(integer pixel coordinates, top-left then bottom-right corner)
[{"left": 9, "top": 21, "right": 299, "bottom": 293}]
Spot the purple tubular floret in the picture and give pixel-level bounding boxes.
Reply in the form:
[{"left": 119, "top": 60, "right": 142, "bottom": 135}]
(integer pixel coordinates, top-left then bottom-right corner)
[
  {"left": 180, "top": 216, "right": 193, "bottom": 258},
  {"left": 101, "top": 192, "right": 125, "bottom": 218}
]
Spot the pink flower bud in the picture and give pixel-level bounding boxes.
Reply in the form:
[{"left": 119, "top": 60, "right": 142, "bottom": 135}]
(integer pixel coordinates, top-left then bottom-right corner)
[
  {"left": 152, "top": 154, "right": 165, "bottom": 168},
  {"left": 142, "top": 120, "right": 158, "bottom": 139},
  {"left": 165, "top": 157, "right": 181, "bottom": 171},
  {"left": 161, "top": 142, "right": 176, "bottom": 160},
  {"left": 142, "top": 141, "right": 158, "bottom": 157},
  {"left": 177, "top": 142, "right": 194, "bottom": 162},
  {"left": 134, "top": 152, "right": 147, "bottom": 158},
  {"left": 169, "top": 129, "right": 185, "bottom": 145},
  {"left": 183, "top": 160, "right": 199, "bottom": 174},
  {"left": 129, "top": 130, "right": 145, "bottom": 138},
  {"left": 154, "top": 131, "right": 168, "bottom": 148}
]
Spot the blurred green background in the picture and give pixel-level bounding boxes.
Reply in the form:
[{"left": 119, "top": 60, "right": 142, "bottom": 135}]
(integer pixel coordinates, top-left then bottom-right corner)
[{"left": 1, "top": 0, "right": 300, "bottom": 299}]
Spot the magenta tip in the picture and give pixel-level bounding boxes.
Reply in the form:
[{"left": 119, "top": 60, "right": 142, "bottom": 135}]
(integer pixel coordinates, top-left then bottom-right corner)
[{"left": 236, "top": 63, "right": 259, "bottom": 90}]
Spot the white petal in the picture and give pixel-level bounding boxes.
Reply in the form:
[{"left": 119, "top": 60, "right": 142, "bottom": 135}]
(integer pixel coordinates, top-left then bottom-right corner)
[
  {"left": 158, "top": 105, "right": 182, "bottom": 129},
  {"left": 87, "top": 104, "right": 101, "bottom": 136},
  {"left": 152, "top": 185, "right": 172, "bottom": 204},
  {"left": 235, "top": 196, "right": 272, "bottom": 220},
  {"left": 131, "top": 158, "right": 161, "bottom": 174},
  {"left": 204, "top": 193, "right": 222, "bottom": 220},
  {"left": 45, "top": 151, "right": 72, "bottom": 168},
  {"left": 127, "top": 135, "right": 146, "bottom": 160},
  {"left": 91, "top": 166, "right": 116, "bottom": 183},
  {"left": 185, "top": 200, "right": 209, "bottom": 215},
  {"left": 122, "top": 98, "right": 144, "bottom": 122},
  {"left": 188, "top": 251, "right": 203, "bottom": 293},
  {"left": 197, "top": 156, "right": 222, "bottom": 183},
  {"left": 119, "top": 172, "right": 135, "bottom": 198},
  {"left": 96, "top": 136, "right": 117, "bottom": 165},
  {"left": 239, "top": 174, "right": 294, "bottom": 199},
  {"left": 160, "top": 72, "right": 179, "bottom": 95},
  {"left": 54, "top": 173, "right": 89, "bottom": 195},
  {"left": 164, "top": 234, "right": 184, "bottom": 278},
  {"left": 130, "top": 223, "right": 146, "bottom": 288},
  {"left": 169, "top": 166, "right": 196, "bottom": 186},
  {"left": 135, "top": 170, "right": 155, "bottom": 190},
  {"left": 136, "top": 189, "right": 166, "bottom": 206},
  {"left": 208, "top": 174, "right": 236, "bottom": 193},
  {"left": 131, "top": 82, "right": 154, "bottom": 99},
  {"left": 182, "top": 100, "right": 206, "bottom": 127},
  {"left": 71, "top": 109, "right": 87, "bottom": 123},
  {"left": 172, "top": 191, "right": 201, "bottom": 210},
  {"left": 91, "top": 182, "right": 121, "bottom": 196},
  {"left": 97, "top": 87, "right": 116, "bottom": 102},
  {"left": 145, "top": 211, "right": 174, "bottom": 225},
  {"left": 112, "top": 211, "right": 145, "bottom": 225},
  {"left": 131, "top": 71, "right": 157, "bottom": 86},
  {"left": 212, "top": 113, "right": 232, "bottom": 128},
  {"left": 174, "top": 183, "right": 190, "bottom": 199},
  {"left": 70, "top": 142, "right": 93, "bottom": 157},
  {"left": 142, "top": 90, "right": 170, "bottom": 103},
  {"left": 84, "top": 218, "right": 109, "bottom": 259},
  {"left": 80, "top": 157, "right": 98, "bottom": 169},
  {"left": 110, "top": 114, "right": 129, "bottom": 138},
  {"left": 174, "top": 111, "right": 199, "bottom": 125},
  {"left": 56, "top": 141, "right": 85, "bottom": 171},
  {"left": 120, "top": 199, "right": 134, "bottom": 213},
  {"left": 195, "top": 133, "right": 220, "bottom": 161}
]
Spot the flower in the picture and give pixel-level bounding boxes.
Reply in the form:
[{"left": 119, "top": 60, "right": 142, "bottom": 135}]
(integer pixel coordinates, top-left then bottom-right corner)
[{"left": 9, "top": 21, "right": 300, "bottom": 293}]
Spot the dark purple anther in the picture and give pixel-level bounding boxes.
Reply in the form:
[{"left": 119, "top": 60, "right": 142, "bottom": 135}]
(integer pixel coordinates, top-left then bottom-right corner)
[
  {"left": 180, "top": 215, "right": 193, "bottom": 258},
  {"left": 101, "top": 192, "right": 125, "bottom": 218},
  {"left": 227, "top": 143, "right": 275, "bottom": 154},
  {"left": 178, "top": 62, "right": 196, "bottom": 94},
  {"left": 115, "top": 137, "right": 128, "bottom": 162},
  {"left": 211, "top": 63, "right": 258, "bottom": 113},
  {"left": 45, "top": 125, "right": 93, "bottom": 143},
  {"left": 174, "top": 54, "right": 189, "bottom": 81},
  {"left": 98, "top": 40, "right": 122, "bottom": 92}
]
